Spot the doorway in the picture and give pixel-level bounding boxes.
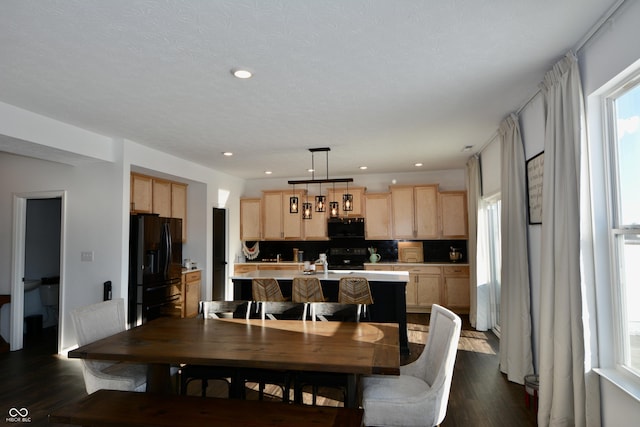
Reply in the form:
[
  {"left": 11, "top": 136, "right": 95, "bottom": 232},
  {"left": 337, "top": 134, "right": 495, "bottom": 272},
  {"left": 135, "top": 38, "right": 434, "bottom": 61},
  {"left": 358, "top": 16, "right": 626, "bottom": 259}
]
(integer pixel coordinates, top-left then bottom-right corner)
[
  {"left": 212, "top": 208, "right": 227, "bottom": 300},
  {"left": 10, "top": 191, "right": 65, "bottom": 353}
]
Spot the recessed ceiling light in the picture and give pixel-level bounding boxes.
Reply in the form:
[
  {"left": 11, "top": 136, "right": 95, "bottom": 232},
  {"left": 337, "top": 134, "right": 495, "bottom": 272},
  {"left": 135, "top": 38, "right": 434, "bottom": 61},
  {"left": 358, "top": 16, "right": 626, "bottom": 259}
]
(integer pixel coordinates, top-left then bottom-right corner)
[
  {"left": 264, "top": 171, "right": 273, "bottom": 175},
  {"left": 414, "top": 162, "right": 423, "bottom": 167},
  {"left": 222, "top": 152, "right": 233, "bottom": 156},
  {"left": 359, "top": 166, "right": 368, "bottom": 170},
  {"left": 231, "top": 68, "right": 252, "bottom": 79}
]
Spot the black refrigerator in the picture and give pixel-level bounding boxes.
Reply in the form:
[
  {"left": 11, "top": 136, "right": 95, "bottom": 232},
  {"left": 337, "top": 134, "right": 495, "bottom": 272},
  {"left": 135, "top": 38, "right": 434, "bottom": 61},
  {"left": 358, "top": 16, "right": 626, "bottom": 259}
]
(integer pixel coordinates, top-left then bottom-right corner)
[{"left": 128, "top": 214, "right": 182, "bottom": 328}]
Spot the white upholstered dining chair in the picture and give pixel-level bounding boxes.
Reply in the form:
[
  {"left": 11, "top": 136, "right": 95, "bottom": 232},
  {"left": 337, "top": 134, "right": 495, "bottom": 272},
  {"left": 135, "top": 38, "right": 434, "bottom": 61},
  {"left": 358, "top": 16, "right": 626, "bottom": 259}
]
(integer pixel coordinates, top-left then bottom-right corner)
[
  {"left": 361, "top": 304, "right": 461, "bottom": 427},
  {"left": 70, "top": 298, "right": 147, "bottom": 394}
]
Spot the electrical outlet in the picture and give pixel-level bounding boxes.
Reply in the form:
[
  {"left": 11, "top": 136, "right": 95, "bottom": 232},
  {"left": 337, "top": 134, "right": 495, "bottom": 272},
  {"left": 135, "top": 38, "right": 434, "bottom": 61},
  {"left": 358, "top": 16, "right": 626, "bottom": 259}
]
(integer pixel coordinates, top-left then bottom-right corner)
[{"left": 81, "top": 251, "right": 94, "bottom": 262}]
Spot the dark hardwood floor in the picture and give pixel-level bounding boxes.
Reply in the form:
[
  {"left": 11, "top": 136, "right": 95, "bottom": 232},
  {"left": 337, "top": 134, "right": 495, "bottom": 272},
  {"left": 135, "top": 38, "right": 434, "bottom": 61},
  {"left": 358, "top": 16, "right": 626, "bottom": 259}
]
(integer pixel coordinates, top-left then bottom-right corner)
[{"left": 0, "top": 315, "right": 536, "bottom": 426}]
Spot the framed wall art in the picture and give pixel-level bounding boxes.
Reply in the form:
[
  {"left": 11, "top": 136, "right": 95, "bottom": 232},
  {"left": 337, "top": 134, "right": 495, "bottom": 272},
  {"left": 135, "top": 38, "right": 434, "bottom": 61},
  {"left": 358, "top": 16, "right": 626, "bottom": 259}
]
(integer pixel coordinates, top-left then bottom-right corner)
[{"left": 526, "top": 151, "right": 544, "bottom": 225}]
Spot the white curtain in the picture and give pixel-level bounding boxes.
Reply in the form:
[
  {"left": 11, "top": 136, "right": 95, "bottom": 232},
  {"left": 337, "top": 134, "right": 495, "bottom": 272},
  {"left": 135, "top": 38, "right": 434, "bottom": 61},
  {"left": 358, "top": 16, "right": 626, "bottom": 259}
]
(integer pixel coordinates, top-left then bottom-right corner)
[
  {"left": 498, "top": 113, "right": 534, "bottom": 385},
  {"left": 466, "top": 155, "right": 481, "bottom": 329},
  {"left": 538, "top": 52, "right": 592, "bottom": 427}
]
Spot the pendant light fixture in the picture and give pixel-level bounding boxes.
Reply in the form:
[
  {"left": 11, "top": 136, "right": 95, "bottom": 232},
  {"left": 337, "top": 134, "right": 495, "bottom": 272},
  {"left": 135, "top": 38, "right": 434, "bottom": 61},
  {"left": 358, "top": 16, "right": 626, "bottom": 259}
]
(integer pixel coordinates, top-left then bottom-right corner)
[
  {"left": 329, "top": 182, "right": 339, "bottom": 218},
  {"left": 288, "top": 148, "right": 353, "bottom": 217},
  {"left": 302, "top": 184, "right": 312, "bottom": 220},
  {"left": 343, "top": 180, "right": 353, "bottom": 212},
  {"left": 289, "top": 184, "right": 299, "bottom": 213}
]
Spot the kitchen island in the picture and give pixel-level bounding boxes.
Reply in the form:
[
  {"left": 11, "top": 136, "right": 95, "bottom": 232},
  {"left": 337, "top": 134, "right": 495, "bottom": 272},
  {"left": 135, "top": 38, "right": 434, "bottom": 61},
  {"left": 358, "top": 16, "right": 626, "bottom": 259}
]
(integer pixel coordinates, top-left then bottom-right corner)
[{"left": 230, "top": 270, "right": 410, "bottom": 355}]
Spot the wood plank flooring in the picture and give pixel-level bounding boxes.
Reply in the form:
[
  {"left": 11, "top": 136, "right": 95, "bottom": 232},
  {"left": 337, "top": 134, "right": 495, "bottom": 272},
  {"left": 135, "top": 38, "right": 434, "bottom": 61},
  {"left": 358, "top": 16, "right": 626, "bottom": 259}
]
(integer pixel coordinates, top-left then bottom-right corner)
[{"left": 0, "top": 315, "right": 536, "bottom": 426}]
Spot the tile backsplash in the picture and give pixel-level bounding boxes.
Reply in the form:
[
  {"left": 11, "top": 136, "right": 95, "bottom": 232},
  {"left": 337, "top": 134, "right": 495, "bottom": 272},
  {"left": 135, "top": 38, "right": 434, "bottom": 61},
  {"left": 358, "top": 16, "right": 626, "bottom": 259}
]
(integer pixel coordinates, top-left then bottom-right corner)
[{"left": 244, "top": 239, "right": 467, "bottom": 264}]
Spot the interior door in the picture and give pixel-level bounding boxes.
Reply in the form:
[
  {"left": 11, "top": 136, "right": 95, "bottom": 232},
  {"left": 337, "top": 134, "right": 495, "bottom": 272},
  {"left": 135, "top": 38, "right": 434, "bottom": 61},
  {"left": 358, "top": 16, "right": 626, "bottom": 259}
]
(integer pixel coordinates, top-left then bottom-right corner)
[{"left": 212, "top": 208, "right": 227, "bottom": 299}]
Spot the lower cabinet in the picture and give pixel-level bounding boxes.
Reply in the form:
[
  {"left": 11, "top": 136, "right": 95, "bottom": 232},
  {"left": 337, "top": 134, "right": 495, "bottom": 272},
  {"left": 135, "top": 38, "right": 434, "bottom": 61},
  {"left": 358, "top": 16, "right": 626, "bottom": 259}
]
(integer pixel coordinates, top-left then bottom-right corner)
[
  {"left": 366, "top": 263, "right": 469, "bottom": 314},
  {"left": 181, "top": 270, "right": 201, "bottom": 318},
  {"left": 442, "top": 265, "right": 470, "bottom": 312}
]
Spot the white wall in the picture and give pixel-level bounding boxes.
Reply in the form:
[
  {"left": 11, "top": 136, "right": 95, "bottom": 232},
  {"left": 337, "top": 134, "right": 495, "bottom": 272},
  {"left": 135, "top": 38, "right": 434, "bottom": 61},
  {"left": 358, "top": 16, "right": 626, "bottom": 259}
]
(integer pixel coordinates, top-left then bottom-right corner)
[
  {"left": 0, "top": 108, "right": 245, "bottom": 351},
  {"left": 0, "top": 153, "right": 125, "bottom": 349}
]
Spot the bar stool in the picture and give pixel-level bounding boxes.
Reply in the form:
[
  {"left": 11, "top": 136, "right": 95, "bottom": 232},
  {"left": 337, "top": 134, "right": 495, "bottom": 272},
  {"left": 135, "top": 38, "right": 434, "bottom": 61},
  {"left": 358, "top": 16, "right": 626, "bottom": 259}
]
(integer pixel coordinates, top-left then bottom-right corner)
[
  {"left": 338, "top": 276, "right": 373, "bottom": 321},
  {"left": 251, "top": 277, "right": 286, "bottom": 320},
  {"left": 291, "top": 276, "right": 325, "bottom": 320}
]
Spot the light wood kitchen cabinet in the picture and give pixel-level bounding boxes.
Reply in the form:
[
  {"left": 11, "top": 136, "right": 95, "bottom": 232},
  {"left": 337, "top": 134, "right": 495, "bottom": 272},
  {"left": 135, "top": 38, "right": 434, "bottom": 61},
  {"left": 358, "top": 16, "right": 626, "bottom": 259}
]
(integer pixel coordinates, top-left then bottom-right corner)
[
  {"left": 131, "top": 173, "right": 188, "bottom": 241},
  {"left": 240, "top": 198, "right": 262, "bottom": 241},
  {"left": 390, "top": 185, "right": 439, "bottom": 239},
  {"left": 326, "top": 186, "right": 365, "bottom": 217},
  {"left": 181, "top": 270, "right": 201, "bottom": 318},
  {"left": 152, "top": 179, "right": 172, "bottom": 217},
  {"left": 171, "top": 182, "right": 188, "bottom": 241},
  {"left": 234, "top": 263, "right": 309, "bottom": 274},
  {"left": 390, "top": 186, "right": 415, "bottom": 239},
  {"left": 364, "top": 193, "right": 392, "bottom": 240},
  {"left": 303, "top": 196, "right": 329, "bottom": 240},
  {"left": 443, "top": 265, "right": 470, "bottom": 312},
  {"left": 439, "top": 191, "right": 468, "bottom": 238},
  {"left": 262, "top": 190, "right": 305, "bottom": 240},
  {"left": 393, "top": 265, "right": 442, "bottom": 313},
  {"left": 415, "top": 185, "right": 439, "bottom": 238},
  {"left": 233, "top": 264, "right": 258, "bottom": 274},
  {"left": 130, "top": 173, "right": 153, "bottom": 213}
]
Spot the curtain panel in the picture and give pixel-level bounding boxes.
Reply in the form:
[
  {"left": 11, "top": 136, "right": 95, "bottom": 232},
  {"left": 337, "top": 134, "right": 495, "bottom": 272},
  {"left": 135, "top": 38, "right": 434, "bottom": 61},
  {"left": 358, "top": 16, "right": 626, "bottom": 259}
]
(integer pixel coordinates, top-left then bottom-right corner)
[
  {"left": 466, "top": 156, "right": 481, "bottom": 329},
  {"left": 498, "top": 113, "right": 534, "bottom": 385},
  {"left": 538, "top": 52, "right": 597, "bottom": 427}
]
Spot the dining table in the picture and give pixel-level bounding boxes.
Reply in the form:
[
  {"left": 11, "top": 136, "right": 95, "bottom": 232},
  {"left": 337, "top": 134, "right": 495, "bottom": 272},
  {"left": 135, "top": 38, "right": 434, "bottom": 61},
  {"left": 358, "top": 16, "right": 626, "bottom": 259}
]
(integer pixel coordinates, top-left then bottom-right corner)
[{"left": 68, "top": 316, "right": 400, "bottom": 408}]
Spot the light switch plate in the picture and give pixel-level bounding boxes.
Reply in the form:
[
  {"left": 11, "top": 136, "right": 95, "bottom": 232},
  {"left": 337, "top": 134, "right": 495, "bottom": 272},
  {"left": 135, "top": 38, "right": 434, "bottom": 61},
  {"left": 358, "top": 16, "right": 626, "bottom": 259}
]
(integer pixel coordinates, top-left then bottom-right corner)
[{"left": 81, "top": 251, "right": 94, "bottom": 262}]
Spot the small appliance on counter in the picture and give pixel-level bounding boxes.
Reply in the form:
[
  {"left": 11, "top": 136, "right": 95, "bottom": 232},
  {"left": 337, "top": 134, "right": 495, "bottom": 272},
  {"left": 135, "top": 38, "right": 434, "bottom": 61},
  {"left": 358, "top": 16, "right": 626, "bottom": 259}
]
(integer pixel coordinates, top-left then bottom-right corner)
[{"left": 449, "top": 247, "right": 463, "bottom": 262}]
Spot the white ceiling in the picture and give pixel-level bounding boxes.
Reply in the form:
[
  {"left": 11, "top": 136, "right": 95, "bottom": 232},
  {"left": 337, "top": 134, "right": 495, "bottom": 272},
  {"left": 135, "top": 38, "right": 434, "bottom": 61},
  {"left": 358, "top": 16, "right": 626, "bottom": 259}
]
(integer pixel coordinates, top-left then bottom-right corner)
[{"left": 0, "top": 1, "right": 619, "bottom": 180}]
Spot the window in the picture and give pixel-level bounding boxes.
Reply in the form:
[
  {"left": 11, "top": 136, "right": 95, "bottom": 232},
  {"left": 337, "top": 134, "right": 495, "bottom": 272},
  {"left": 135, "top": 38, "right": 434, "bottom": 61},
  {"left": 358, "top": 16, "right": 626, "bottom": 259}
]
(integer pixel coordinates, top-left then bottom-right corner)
[
  {"left": 486, "top": 197, "right": 502, "bottom": 335},
  {"left": 606, "top": 77, "right": 640, "bottom": 377},
  {"left": 477, "top": 195, "right": 501, "bottom": 334}
]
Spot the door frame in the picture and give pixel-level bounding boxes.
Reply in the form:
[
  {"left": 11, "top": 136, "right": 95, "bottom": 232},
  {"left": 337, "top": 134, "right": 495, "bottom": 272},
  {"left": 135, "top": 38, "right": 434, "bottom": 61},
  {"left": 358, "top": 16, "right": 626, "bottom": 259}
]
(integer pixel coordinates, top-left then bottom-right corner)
[{"left": 10, "top": 190, "right": 66, "bottom": 352}]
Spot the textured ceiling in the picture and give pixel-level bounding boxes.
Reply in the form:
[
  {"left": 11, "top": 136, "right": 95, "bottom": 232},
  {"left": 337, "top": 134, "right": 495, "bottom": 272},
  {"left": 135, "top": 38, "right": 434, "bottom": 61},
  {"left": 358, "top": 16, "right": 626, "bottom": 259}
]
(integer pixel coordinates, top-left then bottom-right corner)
[{"left": 0, "top": 0, "right": 619, "bottom": 180}]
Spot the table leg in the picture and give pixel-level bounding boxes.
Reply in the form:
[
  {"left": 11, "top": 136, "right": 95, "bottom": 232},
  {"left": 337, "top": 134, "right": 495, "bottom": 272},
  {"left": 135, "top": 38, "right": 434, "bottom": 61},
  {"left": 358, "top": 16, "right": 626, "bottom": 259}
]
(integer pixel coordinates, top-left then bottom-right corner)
[
  {"left": 146, "top": 363, "right": 173, "bottom": 394},
  {"left": 345, "top": 374, "right": 358, "bottom": 408}
]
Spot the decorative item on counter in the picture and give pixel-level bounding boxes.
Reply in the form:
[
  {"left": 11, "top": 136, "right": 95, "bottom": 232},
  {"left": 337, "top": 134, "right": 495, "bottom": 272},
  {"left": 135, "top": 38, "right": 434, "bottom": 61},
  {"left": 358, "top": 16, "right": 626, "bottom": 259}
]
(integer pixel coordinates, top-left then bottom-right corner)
[
  {"left": 242, "top": 241, "right": 260, "bottom": 260},
  {"left": 297, "top": 250, "right": 304, "bottom": 263},
  {"left": 293, "top": 248, "right": 299, "bottom": 262},
  {"left": 315, "top": 253, "right": 328, "bottom": 277},
  {"left": 183, "top": 259, "right": 192, "bottom": 269},
  {"left": 368, "top": 247, "right": 381, "bottom": 263},
  {"left": 449, "top": 247, "right": 462, "bottom": 262}
]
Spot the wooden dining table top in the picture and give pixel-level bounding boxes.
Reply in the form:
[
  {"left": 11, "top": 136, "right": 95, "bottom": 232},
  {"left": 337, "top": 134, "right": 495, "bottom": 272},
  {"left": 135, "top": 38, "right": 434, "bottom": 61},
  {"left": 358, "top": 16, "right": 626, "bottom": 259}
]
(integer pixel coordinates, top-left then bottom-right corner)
[{"left": 68, "top": 317, "right": 400, "bottom": 376}]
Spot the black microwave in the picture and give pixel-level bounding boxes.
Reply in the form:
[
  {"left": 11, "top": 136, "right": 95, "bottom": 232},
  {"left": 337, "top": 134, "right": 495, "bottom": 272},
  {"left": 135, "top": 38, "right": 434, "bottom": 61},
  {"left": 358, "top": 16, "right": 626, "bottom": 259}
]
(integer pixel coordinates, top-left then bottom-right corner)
[{"left": 327, "top": 217, "right": 365, "bottom": 239}]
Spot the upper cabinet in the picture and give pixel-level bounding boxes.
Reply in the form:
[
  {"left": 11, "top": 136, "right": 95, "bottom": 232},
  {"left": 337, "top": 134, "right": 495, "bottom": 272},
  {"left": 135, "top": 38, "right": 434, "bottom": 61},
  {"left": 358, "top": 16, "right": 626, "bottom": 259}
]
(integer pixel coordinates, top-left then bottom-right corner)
[
  {"left": 390, "top": 185, "right": 439, "bottom": 239},
  {"left": 303, "top": 193, "right": 329, "bottom": 240},
  {"left": 130, "top": 173, "right": 188, "bottom": 242},
  {"left": 239, "top": 184, "right": 467, "bottom": 242},
  {"left": 130, "top": 173, "right": 153, "bottom": 213},
  {"left": 262, "top": 190, "right": 305, "bottom": 240},
  {"left": 364, "top": 193, "right": 392, "bottom": 240},
  {"left": 439, "top": 191, "right": 468, "bottom": 238},
  {"left": 240, "top": 198, "right": 262, "bottom": 241}
]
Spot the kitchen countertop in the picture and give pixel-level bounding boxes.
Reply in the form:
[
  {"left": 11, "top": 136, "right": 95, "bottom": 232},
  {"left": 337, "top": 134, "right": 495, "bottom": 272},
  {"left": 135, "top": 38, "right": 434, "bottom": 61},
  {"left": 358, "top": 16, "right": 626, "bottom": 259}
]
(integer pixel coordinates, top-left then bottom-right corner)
[
  {"left": 365, "top": 262, "right": 469, "bottom": 267},
  {"left": 230, "top": 269, "right": 409, "bottom": 283}
]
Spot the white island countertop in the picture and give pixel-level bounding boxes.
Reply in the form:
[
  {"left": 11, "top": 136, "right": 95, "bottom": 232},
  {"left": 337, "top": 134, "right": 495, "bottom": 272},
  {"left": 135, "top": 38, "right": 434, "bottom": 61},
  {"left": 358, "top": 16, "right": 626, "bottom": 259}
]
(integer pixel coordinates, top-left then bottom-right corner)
[{"left": 230, "top": 269, "right": 409, "bottom": 283}]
